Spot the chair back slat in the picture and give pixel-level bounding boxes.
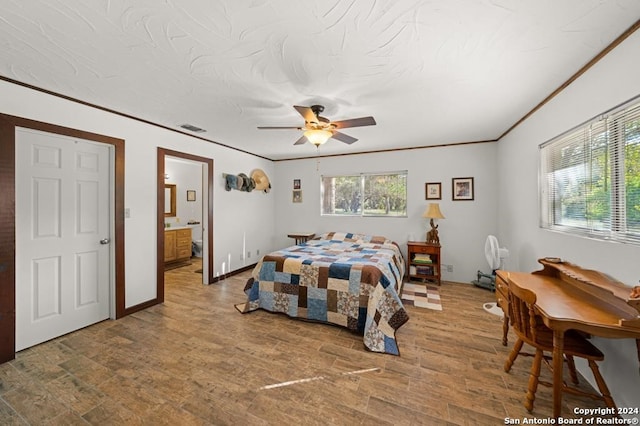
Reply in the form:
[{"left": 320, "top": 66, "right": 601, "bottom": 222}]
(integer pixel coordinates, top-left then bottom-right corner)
[{"left": 508, "top": 280, "right": 539, "bottom": 342}]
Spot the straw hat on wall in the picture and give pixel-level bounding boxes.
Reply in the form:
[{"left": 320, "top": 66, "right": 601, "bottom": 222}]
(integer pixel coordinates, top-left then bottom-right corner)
[{"left": 251, "top": 169, "right": 271, "bottom": 193}]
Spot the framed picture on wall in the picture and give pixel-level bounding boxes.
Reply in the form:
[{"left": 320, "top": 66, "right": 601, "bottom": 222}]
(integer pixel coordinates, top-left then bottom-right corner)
[
  {"left": 425, "top": 182, "right": 441, "bottom": 200},
  {"left": 186, "top": 190, "right": 196, "bottom": 202},
  {"left": 452, "top": 177, "right": 474, "bottom": 201},
  {"left": 292, "top": 189, "right": 302, "bottom": 203}
]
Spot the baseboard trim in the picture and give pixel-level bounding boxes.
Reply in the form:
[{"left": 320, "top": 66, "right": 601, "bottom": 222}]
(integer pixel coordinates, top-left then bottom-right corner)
[{"left": 211, "top": 263, "right": 256, "bottom": 283}]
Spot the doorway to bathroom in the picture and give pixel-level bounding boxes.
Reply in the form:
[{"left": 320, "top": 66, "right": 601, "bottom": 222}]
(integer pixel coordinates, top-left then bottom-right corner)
[{"left": 157, "top": 148, "right": 213, "bottom": 302}]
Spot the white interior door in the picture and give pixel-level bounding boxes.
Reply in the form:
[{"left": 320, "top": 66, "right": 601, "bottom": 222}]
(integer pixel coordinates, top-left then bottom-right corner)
[{"left": 15, "top": 128, "right": 112, "bottom": 351}]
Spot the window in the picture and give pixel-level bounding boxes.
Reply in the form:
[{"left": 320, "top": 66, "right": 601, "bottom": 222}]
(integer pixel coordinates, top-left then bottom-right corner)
[
  {"left": 321, "top": 171, "right": 407, "bottom": 217},
  {"left": 540, "top": 97, "right": 640, "bottom": 244}
]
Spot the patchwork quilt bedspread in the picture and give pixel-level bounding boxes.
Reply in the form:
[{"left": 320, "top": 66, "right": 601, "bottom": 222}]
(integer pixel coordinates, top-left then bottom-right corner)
[{"left": 235, "top": 232, "right": 409, "bottom": 355}]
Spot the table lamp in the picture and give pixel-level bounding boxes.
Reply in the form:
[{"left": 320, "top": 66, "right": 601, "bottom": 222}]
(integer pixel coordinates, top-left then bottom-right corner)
[{"left": 422, "top": 203, "right": 445, "bottom": 244}]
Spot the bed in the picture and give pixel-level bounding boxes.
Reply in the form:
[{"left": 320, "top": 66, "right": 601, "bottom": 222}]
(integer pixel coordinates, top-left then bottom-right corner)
[{"left": 234, "top": 232, "right": 409, "bottom": 355}]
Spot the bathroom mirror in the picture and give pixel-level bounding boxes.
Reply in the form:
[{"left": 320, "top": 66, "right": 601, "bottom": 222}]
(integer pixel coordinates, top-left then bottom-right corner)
[{"left": 165, "top": 184, "right": 176, "bottom": 217}]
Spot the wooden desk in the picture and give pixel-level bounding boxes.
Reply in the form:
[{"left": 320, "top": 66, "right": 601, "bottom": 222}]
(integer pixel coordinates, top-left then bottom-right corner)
[
  {"left": 287, "top": 232, "right": 315, "bottom": 245},
  {"left": 497, "top": 261, "right": 640, "bottom": 418}
]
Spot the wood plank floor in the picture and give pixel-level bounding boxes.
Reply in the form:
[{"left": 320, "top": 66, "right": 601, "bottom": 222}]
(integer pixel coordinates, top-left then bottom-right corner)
[{"left": 0, "top": 259, "right": 615, "bottom": 425}]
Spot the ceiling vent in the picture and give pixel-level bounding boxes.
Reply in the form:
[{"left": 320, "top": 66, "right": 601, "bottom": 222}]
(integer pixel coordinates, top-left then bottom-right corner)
[{"left": 179, "top": 123, "right": 206, "bottom": 133}]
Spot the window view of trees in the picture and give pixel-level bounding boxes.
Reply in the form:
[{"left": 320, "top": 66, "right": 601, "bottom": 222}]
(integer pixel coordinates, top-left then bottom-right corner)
[
  {"left": 541, "top": 100, "right": 640, "bottom": 243},
  {"left": 321, "top": 172, "right": 407, "bottom": 217},
  {"left": 625, "top": 119, "right": 640, "bottom": 234},
  {"left": 322, "top": 175, "right": 361, "bottom": 214},
  {"left": 551, "top": 126, "right": 610, "bottom": 231}
]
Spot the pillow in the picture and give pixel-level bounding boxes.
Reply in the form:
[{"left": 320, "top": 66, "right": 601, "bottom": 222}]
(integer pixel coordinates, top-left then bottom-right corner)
[{"left": 318, "top": 232, "right": 390, "bottom": 245}]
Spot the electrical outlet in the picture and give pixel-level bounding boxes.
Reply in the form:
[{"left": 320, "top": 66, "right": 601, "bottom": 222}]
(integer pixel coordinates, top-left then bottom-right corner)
[
  {"left": 247, "top": 251, "right": 251, "bottom": 258},
  {"left": 256, "top": 249, "right": 260, "bottom": 256},
  {"left": 443, "top": 264, "right": 453, "bottom": 273}
]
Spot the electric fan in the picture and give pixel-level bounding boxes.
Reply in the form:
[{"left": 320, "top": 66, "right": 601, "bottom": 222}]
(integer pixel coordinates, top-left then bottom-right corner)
[
  {"left": 472, "top": 235, "right": 509, "bottom": 291},
  {"left": 474, "top": 235, "right": 510, "bottom": 317}
]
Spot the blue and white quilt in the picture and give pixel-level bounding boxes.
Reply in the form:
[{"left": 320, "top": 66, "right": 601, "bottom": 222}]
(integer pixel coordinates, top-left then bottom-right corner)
[{"left": 235, "top": 232, "right": 408, "bottom": 355}]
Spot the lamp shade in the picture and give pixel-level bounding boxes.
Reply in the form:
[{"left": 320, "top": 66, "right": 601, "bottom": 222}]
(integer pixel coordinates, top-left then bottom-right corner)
[
  {"left": 304, "top": 129, "right": 332, "bottom": 146},
  {"left": 422, "top": 203, "right": 445, "bottom": 219}
]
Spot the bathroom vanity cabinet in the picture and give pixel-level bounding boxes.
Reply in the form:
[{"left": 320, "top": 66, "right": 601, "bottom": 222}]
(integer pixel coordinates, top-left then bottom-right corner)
[{"left": 164, "top": 227, "right": 192, "bottom": 267}]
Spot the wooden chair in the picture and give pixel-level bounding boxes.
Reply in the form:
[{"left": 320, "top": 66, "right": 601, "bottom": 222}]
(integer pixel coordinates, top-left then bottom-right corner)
[{"left": 503, "top": 279, "right": 616, "bottom": 413}]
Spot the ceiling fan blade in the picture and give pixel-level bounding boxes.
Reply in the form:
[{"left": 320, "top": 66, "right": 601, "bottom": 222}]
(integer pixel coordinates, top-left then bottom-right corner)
[
  {"left": 293, "top": 105, "right": 318, "bottom": 124},
  {"left": 331, "top": 131, "right": 358, "bottom": 144},
  {"left": 293, "top": 135, "right": 308, "bottom": 145},
  {"left": 331, "top": 116, "right": 376, "bottom": 129},
  {"left": 257, "top": 126, "right": 303, "bottom": 130}
]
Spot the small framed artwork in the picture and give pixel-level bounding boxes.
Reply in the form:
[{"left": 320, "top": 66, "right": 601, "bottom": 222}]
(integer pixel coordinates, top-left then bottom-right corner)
[
  {"left": 293, "top": 179, "right": 301, "bottom": 189},
  {"left": 452, "top": 177, "right": 474, "bottom": 201},
  {"left": 292, "top": 189, "right": 302, "bottom": 203},
  {"left": 186, "top": 190, "right": 196, "bottom": 202},
  {"left": 425, "top": 182, "right": 441, "bottom": 200}
]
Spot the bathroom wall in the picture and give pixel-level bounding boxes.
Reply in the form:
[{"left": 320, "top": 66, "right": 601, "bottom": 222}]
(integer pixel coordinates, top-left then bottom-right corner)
[{"left": 165, "top": 156, "right": 203, "bottom": 250}]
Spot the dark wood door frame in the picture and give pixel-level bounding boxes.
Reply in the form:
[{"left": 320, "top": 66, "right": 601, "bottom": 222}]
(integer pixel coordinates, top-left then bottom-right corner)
[
  {"left": 157, "top": 148, "right": 214, "bottom": 302},
  {"left": 0, "top": 113, "right": 126, "bottom": 364}
]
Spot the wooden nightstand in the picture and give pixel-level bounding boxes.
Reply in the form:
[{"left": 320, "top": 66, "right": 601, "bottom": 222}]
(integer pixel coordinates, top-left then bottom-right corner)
[{"left": 407, "top": 241, "right": 441, "bottom": 285}]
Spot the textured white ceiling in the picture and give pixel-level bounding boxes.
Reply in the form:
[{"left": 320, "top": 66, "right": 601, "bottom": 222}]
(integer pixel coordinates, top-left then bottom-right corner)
[{"left": 1, "top": 1, "right": 639, "bottom": 160}]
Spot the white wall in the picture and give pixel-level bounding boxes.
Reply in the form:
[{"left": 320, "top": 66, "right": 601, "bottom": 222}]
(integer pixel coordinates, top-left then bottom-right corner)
[
  {"left": 498, "top": 30, "right": 640, "bottom": 409},
  {"left": 1, "top": 79, "right": 277, "bottom": 308},
  {"left": 273, "top": 142, "right": 499, "bottom": 284}
]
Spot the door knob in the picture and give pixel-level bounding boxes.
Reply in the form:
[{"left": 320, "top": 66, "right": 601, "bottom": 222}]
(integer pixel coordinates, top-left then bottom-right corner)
[{"left": 100, "top": 238, "right": 111, "bottom": 245}]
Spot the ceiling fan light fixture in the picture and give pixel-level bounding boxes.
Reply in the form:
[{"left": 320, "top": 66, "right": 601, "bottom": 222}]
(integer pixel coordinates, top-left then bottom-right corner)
[
  {"left": 258, "top": 105, "right": 375, "bottom": 146},
  {"left": 304, "top": 129, "right": 332, "bottom": 146}
]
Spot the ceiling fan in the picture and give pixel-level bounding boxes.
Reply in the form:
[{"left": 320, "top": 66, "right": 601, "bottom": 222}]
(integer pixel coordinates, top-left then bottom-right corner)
[{"left": 257, "top": 105, "right": 376, "bottom": 147}]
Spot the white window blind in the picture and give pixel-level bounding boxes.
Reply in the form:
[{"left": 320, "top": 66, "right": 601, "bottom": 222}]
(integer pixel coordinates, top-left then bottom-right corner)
[{"left": 539, "top": 97, "right": 640, "bottom": 245}]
